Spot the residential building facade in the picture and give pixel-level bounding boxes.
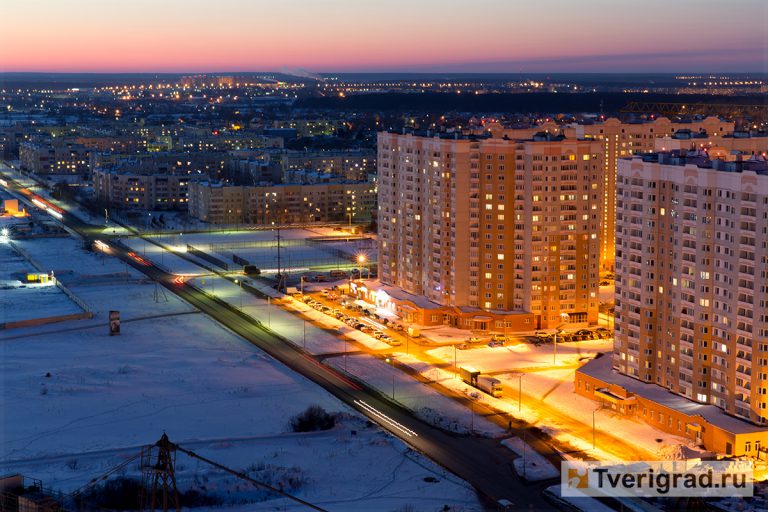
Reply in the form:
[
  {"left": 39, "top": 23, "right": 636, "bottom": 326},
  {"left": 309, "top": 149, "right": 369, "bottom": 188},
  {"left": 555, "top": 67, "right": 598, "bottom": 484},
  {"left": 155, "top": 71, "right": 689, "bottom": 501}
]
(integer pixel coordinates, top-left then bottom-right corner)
[
  {"left": 576, "top": 151, "right": 768, "bottom": 457},
  {"left": 188, "top": 180, "right": 377, "bottom": 225},
  {"left": 378, "top": 130, "right": 603, "bottom": 330}
]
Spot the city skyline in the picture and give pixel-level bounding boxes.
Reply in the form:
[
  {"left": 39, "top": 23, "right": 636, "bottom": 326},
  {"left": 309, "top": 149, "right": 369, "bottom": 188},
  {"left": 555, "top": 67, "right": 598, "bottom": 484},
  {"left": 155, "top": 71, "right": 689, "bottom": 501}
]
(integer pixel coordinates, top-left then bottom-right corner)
[{"left": 2, "top": 0, "right": 766, "bottom": 73}]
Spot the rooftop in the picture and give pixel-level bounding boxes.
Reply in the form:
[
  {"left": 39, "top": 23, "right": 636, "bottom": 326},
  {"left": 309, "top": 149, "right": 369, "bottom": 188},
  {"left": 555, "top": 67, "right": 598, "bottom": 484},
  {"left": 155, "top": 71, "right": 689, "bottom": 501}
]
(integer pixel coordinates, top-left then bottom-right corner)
[
  {"left": 579, "top": 356, "right": 767, "bottom": 435},
  {"left": 636, "top": 150, "right": 768, "bottom": 175}
]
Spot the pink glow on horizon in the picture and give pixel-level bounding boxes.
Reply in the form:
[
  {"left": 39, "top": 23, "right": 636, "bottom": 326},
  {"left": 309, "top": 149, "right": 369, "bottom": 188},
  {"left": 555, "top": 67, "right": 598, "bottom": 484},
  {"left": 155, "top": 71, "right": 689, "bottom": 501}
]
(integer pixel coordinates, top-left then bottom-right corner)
[{"left": 1, "top": 0, "right": 764, "bottom": 73}]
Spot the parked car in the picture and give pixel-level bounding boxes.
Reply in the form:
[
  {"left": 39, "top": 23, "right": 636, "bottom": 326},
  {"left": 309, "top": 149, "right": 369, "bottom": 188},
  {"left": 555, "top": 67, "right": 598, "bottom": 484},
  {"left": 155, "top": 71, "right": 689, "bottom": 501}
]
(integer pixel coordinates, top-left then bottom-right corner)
[
  {"left": 491, "top": 334, "right": 508, "bottom": 343},
  {"left": 488, "top": 341, "right": 505, "bottom": 348},
  {"left": 386, "top": 338, "right": 402, "bottom": 346},
  {"left": 468, "top": 336, "right": 482, "bottom": 344}
]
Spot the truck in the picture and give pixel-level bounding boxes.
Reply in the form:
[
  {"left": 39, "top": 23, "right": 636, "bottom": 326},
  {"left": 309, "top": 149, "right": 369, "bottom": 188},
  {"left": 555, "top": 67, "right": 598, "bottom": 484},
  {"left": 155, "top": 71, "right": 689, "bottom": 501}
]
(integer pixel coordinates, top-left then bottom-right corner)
[{"left": 459, "top": 366, "right": 503, "bottom": 398}]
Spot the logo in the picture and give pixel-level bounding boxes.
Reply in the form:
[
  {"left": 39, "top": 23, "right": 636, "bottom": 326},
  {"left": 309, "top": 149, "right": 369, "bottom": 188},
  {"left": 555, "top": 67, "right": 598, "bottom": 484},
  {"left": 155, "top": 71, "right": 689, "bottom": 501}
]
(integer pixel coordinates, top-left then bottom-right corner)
[
  {"left": 562, "top": 460, "right": 754, "bottom": 498},
  {"left": 566, "top": 467, "right": 588, "bottom": 489}
]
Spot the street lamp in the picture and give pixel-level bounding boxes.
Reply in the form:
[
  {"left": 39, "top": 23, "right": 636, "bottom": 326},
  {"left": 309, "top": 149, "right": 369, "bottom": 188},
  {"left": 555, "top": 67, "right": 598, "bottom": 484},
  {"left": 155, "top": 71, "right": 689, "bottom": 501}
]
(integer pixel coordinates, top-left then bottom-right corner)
[
  {"left": 300, "top": 276, "right": 305, "bottom": 295},
  {"left": 357, "top": 254, "right": 366, "bottom": 282},
  {"left": 517, "top": 373, "right": 525, "bottom": 411},
  {"left": 454, "top": 343, "right": 460, "bottom": 379},
  {"left": 553, "top": 312, "right": 570, "bottom": 365},
  {"left": 592, "top": 405, "right": 602, "bottom": 450},
  {"left": 234, "top": 279, "right": 242, "bottom": 309},
  {"left": 385, "top": 357, "right": 395, "bottom": 398}
]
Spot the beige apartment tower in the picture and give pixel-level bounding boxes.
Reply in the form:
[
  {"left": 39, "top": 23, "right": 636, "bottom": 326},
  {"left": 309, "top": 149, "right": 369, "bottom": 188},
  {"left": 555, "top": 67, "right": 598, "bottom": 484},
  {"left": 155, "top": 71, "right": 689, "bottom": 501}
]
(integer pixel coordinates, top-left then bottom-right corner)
[
  {"left": 614, "top": 152, "right": 768, "bottom": 425},
  {"left": 378, "top": 130, "right": 603, "bottom": 330}
]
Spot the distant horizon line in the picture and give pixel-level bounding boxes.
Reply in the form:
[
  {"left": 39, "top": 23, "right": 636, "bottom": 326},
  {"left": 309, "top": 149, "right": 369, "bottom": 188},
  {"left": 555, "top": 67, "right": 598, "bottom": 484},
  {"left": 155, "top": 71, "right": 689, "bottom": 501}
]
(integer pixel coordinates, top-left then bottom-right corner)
[{"left": 1, "top": 70, "right": 766, "bottom": 76}]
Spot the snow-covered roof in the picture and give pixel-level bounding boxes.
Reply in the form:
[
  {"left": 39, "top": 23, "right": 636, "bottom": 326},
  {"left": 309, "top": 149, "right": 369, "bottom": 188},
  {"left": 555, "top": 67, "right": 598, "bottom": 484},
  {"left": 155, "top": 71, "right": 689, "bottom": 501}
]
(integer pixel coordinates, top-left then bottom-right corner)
[{"left": 579, "top": 356, "right": 766, "bottom": 435}]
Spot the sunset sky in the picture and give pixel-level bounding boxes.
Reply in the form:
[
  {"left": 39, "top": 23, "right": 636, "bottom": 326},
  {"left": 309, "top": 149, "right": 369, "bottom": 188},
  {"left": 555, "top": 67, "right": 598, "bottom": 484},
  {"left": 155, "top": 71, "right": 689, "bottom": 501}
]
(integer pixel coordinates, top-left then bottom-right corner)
[{"left": 1, "top": 0, "right": 766, "bottom": 73}]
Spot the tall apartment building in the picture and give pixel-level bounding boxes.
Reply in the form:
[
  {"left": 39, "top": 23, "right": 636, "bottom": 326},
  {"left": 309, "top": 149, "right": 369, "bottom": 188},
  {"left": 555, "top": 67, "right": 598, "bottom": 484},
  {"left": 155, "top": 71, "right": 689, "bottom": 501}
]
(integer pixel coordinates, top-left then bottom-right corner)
[
  {"left": 577, "top": 151, "right": 768, "bottom": 456},
  {"left": 188, "top": 180, "right": 377, "bottom": 225},
  {"left": 378, "top": 130, "right": 603, "bottom": 330},
  {"left": 562, "top": 117, "right": 732, "bottom": 271},
  {"left": 614, "top": 151, "right": 768, "bottom": 422},
  {"left": 489, "top": 117, "right": 735, "bottom": 270}
]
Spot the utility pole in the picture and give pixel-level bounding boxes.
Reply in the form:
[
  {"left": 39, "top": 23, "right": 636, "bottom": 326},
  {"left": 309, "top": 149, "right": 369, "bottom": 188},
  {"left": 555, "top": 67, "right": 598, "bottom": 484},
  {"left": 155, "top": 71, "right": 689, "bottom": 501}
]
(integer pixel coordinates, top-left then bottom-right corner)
[
  {"left": 140, "top": 433, "right": 181, "bottom": 512},
  {"left": 276, "top": 226, "right": 282, "bottom": 290}
]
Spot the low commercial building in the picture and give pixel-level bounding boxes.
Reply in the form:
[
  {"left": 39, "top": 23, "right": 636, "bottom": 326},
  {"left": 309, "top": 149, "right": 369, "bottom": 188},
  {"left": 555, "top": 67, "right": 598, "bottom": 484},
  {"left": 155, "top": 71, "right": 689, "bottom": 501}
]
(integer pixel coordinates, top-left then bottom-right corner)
[{"left": 577, "top": 356, "right": 768, "bottom": 457}]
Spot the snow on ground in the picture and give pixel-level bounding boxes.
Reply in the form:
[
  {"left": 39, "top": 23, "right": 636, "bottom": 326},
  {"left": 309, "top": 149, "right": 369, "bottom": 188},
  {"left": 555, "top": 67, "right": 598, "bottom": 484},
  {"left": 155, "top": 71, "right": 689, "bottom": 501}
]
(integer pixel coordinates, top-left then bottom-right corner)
[
  {"left": 544, "top": 485, "right": 616, "bottom": 512},
  {"left": 0, "top": 241, "right": 83, "bottom": 323},
  {"left": 501, "top": 437, "right": 559, "bottom": 481},
  {"left": 0, "top": 234, "right": 483, "bottom": 511},
  {"left": 327, "top": 353, "right": 505, "bottom": 437},
  {"left": 419, "top": 325, "right": 479, "bottom": 345},
  {"left": 428, "top": 338, "right": 611, "bottom": 373},
  {"left": 422, "top": 341, "right": 703, "bottom": 460},
  {"left": 140, "top": 229, "right": 375, "bottom": 273}
]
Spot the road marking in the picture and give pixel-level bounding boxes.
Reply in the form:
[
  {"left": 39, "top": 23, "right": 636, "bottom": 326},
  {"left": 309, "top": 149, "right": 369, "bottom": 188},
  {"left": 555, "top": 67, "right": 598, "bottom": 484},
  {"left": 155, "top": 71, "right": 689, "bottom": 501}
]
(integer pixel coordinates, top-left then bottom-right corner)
[{"left": 354, "top": 399, "right": 418, "bottom": 437}]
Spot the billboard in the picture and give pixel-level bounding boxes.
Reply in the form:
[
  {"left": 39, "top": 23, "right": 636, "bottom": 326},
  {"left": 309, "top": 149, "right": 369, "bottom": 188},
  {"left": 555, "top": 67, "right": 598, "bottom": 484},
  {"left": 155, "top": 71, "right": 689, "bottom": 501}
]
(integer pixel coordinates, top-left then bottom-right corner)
[{"left": 109, "top": 310, "right": 120, "bottom": 336}]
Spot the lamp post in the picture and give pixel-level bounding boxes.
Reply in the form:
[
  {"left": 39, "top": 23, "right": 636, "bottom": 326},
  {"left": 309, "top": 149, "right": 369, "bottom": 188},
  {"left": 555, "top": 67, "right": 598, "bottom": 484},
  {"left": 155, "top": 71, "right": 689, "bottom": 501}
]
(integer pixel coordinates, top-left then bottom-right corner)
[
  {"left": 385, "top": 357, "right": 395, "bottom": 398},
  {"left": 405, "top": 324, "right": 410, "bottom": 355},
  {"left": 357, "top": 254, "right": 366, "bottom": 282},
  {"left": 518, "top": 373, "right": 524, "bottom": 412},
  {"left": 553, "top": 312, "right": 570, "bottom": 365},
  {"left": 470, "top": 397, "right": 475, "bottom": 435},
  {"left": 523, "top": 428, "right": 528, "bottom": 479},
  {"left": 234, "top": 279, "right": 242, "bottom": 309},
  {"left": 593, "top": 406, "right": 602, "bottom": 450},
  {"left": 300, "top": 276, "right": 305, "bottom": 295},
  {"left": 454, "top": 343, "right": 459, "bottom": 379}
]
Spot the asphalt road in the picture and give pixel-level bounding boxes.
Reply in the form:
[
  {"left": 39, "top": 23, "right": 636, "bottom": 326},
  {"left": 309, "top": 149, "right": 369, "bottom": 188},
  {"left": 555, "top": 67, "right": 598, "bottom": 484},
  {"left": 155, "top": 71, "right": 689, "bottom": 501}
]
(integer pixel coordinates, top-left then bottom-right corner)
[{"left": 1, "top": 169, "right": 559, "bottom": 510}]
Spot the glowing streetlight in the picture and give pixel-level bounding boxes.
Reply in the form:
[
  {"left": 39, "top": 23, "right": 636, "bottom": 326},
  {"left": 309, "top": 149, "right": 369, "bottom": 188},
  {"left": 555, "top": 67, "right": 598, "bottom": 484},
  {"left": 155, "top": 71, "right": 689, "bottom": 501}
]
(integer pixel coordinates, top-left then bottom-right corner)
[{"left": 356, "top": 254, "right": 367, "bottom": 281}]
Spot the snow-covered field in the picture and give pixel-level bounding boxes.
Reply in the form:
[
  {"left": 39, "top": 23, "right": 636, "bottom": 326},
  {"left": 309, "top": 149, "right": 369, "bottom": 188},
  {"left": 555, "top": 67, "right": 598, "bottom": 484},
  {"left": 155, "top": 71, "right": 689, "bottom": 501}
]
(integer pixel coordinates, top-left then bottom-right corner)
[
  {"left": 0, "top": 240, "right": 83, "bottom": 323},
  {"left": 139, "top": 229, "right": 376, "bottom": 274},
  {"left": 0, "top": 234, "right": 482, "bottom": 511}
]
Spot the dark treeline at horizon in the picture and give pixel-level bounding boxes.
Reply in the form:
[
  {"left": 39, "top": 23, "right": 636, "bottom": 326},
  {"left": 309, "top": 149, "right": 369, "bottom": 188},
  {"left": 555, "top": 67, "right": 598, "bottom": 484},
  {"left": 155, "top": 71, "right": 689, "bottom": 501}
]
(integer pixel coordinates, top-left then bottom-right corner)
[{"left": 296, "top": 92, "right": 768, "bottom": 114}]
